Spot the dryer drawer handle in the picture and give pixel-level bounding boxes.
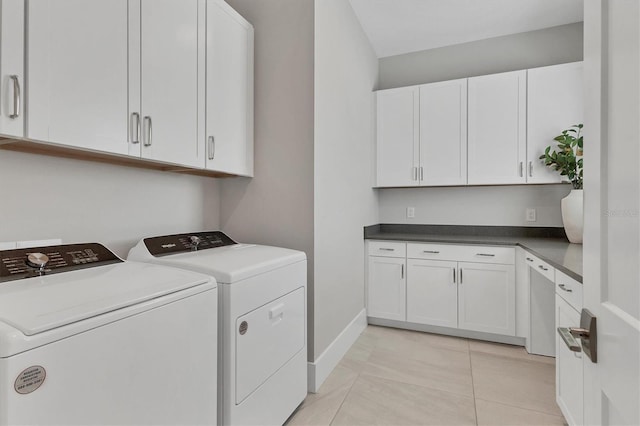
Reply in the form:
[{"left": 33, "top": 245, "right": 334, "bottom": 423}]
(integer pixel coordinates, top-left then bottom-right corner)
[{"left": 269, "top": 303, "right": 285, "bottom": 320}]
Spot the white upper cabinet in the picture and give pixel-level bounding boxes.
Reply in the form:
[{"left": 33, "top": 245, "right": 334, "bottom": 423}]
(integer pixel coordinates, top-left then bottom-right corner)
[
  {"left": 136, "top": 0, "right": 205, "bottom": 168},
  {"left": 419, "top": 79, "right": 467, "bottom": 186},
  {"left": 27, "top": 0, "right": 129, "bottom": 154},
  {"left": 527, "top": 62, "right": 583, "bottom": 183},
  {"left": 375, "top": 86, "right": 419, "bottom": 187},
  {"left": 468, "top": 70, "right": 527, "bottom": 185},
  {"left": 0, "top": 0, "right": 24, "bottom": 137},
  {"left": 205, "top": 0, "right": 254, "bottom": 177}
]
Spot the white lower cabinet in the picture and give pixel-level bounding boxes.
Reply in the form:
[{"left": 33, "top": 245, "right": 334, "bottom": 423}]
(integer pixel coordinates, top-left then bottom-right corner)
[
  {"left": 457, "top": 262, "right": 516, "bottom": 336},
  {"left": 367, "top": 256, "right": 406, "bottom": 321},
  {"left": 368, "top": 241, "right": 516, "bottom": 338},
  {"left": 556, "top": 294, "right": 583, "bottom": 426},
  {"left": 407, "top": 259, "right": 457, "bottom": 328}
]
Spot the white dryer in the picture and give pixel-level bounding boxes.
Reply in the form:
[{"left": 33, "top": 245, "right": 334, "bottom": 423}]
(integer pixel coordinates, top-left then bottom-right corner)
[
  {"left": 0, "top": 242, "right": 218, "bottom": 426},
  {"left": 128, "top": 231, "right": 307, "bottom": 426}
]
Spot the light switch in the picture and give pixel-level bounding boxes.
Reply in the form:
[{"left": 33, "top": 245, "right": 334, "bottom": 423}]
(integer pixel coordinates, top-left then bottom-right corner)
[
  {"left": 526, "top": 208, "right": 537, "bottom": 222},
  {"left": 407, "top": 207, "right": 415, "bottom": 218}
]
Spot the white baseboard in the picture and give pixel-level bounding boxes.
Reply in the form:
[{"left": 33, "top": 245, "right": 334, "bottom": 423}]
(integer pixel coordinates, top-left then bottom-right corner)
[{"left": 307, "top": 309, "right": 367, "bottom": 393}]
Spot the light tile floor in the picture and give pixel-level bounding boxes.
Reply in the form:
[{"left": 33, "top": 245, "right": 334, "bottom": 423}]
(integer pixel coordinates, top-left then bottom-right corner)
[{"left": 286, "top": 326, "right": 566, "bottom": 426}]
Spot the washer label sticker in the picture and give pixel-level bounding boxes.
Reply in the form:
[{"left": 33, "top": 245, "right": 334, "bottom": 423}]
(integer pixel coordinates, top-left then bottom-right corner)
[{"left": 15, "top": 366, "right": 46, "bottom": 394}]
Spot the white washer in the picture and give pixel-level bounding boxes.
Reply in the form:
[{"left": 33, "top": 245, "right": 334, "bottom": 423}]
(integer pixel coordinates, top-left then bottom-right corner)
[
  {"left": 0, "top": 242, "right": 218, "bottom": 426},
  {"left": 128, "top": 231, "right": 307, "bottom": 426}
]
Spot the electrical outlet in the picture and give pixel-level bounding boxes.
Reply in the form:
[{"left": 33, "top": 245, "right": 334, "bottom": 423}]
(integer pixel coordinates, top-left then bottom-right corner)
[
  {"left": 407, "top": 207, "right": 415, "bottom": 218},
  {"left": 526, "top": 208, "right": 537, "bottom": 222}
]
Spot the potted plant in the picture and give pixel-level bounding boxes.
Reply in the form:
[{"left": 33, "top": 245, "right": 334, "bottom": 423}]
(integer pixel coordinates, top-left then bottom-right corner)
[{"left": 540, "top": 124, "right": 583, "bottom": 243}]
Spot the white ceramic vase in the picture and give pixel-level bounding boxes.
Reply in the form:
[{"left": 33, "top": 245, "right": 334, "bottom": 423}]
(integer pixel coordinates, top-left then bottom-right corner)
[{"left": 561, "top": 189, "right": 584, "bottom": 244}]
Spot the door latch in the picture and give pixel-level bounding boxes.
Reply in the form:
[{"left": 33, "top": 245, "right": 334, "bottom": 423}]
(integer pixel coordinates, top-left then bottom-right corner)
[{"left": 569, "top": 309, "right": 597, "bottom": 363}]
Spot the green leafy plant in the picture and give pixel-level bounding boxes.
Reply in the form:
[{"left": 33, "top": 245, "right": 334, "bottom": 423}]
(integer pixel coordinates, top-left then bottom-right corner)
[{"left": 540, "top": 124, "right": 583, "bottom": 189}]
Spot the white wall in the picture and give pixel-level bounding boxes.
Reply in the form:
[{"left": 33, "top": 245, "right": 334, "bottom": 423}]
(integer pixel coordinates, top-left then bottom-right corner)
[
  {"left": 218, "top": 0, "right": 315, "bottom": 356},
  {"left": 0, "top": 150, "right": 220, "bottom": 257},
  {"left": 314, "top": 0, "right": 378, "bottom": 359},
  {"left": 377, "top": 23, "right": 583, "bottom": 227},
  {"left": 378, "top": 185, "right": 571, "bottom": 227},
  {"left": 379, "top": 22, "right": 584, "bottom": 89}
]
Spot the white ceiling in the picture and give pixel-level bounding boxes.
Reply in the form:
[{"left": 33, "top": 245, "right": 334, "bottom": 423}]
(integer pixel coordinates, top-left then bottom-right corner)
[{"left": 348, "top": 0, "right": 584, "bottom": 58}]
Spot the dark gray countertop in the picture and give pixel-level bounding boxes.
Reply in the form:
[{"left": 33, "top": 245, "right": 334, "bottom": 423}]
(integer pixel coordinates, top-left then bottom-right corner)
[{"left": 364, "top": 224, "right": 583, "bottom": 282}]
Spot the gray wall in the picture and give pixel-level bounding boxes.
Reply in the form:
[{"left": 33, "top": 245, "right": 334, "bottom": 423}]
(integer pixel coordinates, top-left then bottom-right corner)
[
  {"left": 218, "top": 0, "right": 316, "bottom": 357},
  {"left": 379, "top": 22, "right": 584, "bottom": 89},
  {"left": 314, "top": 0, "right": 378, "bottom": 359},
  {"left": 0, "top": 150, "right": 219, "bottom": 257},
  {"left": 377, "top": 22, "right": 583, "bottom": 227}
]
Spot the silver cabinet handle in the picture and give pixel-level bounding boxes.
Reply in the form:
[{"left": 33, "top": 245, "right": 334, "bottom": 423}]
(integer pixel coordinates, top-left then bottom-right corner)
[
  {"left": 519, "top": 161, "right": 524, "bottom": 177},
  {"left": 143, "top": 116, "right": 152, "bottom": 146},
  {"left": 423, "top": 250, "right": 440, "bottom": 254},
  {"left": 528, "top": 161, "right": 533, "bottom": 177},
  {"left": 401, "top": 264, "right": 404, "bottom": 279},
  {"left": 379, "top": 248, "right": 395, "bottom": 251},
  {"left": 9, "top": 75, "right": 20, "bottom": 119},
  {"left": 538, "top": 265, "right": 549, "bottom": 271},
  {"left": 526, "top": 257, "right": 534, "bottom": 262},
  {"left": 459, "top": 268, "right": 463, "bottom": 284},
  {"left": 558, "top": 284, "right": 573, "bottom": 293},
  {"left": 208, "top": 136, "right": 215, "bottom": 160},
  {"left": 476, "top": 253, "right": 495, "bottom": 257},
  {"left": 419, "top": 167, "right": 424, "bottom": 181},
  {"left": 452, "top": 268, "right": 456, "bottom": 284},
  {"left": 130, "top": 113, "right": 140, "bottom": 144}
]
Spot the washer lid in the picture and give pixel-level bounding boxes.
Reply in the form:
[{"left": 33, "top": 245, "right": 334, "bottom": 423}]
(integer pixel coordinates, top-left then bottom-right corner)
[
  {"left": 0, "top": 261, "right": 213, "bottom": 337},
  {"left": 147, "top": 244, "right": 306, "bottom": 283}
]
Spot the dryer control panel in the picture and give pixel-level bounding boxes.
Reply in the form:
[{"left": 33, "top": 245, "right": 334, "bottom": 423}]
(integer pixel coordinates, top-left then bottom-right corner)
[
  {"left": 0, "top": 243, "right": 122, "bottom": 283},
  {"left": 144, "top": 231, "right": 237, "bottom": 257}
]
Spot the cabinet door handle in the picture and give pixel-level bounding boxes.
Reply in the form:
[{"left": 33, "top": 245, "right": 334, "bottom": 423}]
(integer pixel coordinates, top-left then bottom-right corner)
[
  {"left": 9, "top": 75, "right": 20, "bottom": 119},
  {"left": 143, "top": 116, "right": 152, "bottom": 146},
  {"left": 401, "top": 264, "right": 404, "bottom": 279},
  {"left": 476, "top": 253, "right": 495, "bottom": 257},
  {"left": 529, "top": 161, "right": 533, "bottom": 177},
  {"left": 558, "top": 284, "right": 573, "bottom": 293},
  {"left": 519, "top": 161, "right": 524, "bottom": 177},
  {"left": 423, "top": 250, "right": 440, "bottom": 254},
  {"left": 130, "top": 112, "right": 140, "bottom": 144},
  {"left": 538, "top": 265, "right": 549, "bottom": 271},
  {"left": 208, "top": 136, "right": 215, "bottom": 160},
  {"left": 452, "top": 268, "right": 456, "bottom": 284},
  {"left": 459, "top": 268, "right": 463, "bottom": 284},
  {"left": 379, "top": 248, "right": 395, "bottom": 252},
  {"left": 419, "top": 167, "right": 424, "bottom": 181},
  {"left": 526, "top": 257, "right": 534, "bottom": 262}
]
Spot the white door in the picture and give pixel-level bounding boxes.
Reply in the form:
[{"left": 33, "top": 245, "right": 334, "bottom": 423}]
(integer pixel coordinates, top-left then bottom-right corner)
[
  {"left": 27, "top": 0, "right": 129, "bottom": 154},
  {"left": 406, "top": 259, "right": 458, "bottom": 328},
  {"left": 0, "top": 0, "right": 24, "bottom": 137},
  {"left": 468, "top": 70, "right": 527, "bottom": 185},
  {"left": 527, "top": 62, "right": 584, "bottom": 184},
  {"left": 582, "top": 1, "right": 640, "bottom": 424},
  {"left": 205, "top": 0, "right": 254, "bottom": 176},
  {"left": 139, "top": 0, "right": 204, "bottom": 168},
  {"left": 419, "top": 79, "right": 467, "bottom": 186},
  {"left": 457, "top": 262, "right": 516, "bottom": 336},
  {"left": 375, "top": 87, "right": 419, "bottom": 187},
  {"left": 367, "top": 256, "right": 406, "bottom": 321}
]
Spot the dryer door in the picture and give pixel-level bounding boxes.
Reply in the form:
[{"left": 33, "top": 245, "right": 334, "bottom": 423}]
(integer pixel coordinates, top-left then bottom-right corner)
[{"left": 235, "top": 287, "right": 305, "bottom": 404}]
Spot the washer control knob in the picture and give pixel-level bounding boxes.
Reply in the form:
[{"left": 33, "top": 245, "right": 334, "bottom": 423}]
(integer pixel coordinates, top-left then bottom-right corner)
[
  {"left": 26, "top": 253, "right": 49, "bottom": 274},
  {"left": 189, "top": 236, "right": 201, "bottom": 251}
]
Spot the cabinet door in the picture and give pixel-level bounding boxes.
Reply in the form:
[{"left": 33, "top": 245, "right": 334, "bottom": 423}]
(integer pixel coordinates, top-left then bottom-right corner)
[
  {"left": 205, "top": 0, "right": 254, "bottom": 176},
  {"left": 367, "top": 256, "right": 406, "bottom": 321},
  {"left": 458, "top": 262, "right": 516, "bottom": 335},
  {"left": 375, "top": 87, "right": 419, "bottom": 187},
  {"left": 468, "top": 70, "right": 526, "bottom": 185},
  {"left": 419, "top": 79, "right": 467, "bottom": 186},
  {"left": 27, "top": 0, "right": 129, "bottom": 154},
  {"left": 406, "top": 259, "right": 458, "bottom": 328},
  {"left": 139, "top": 0, "right": 204, "bottom": 168},
  {"left": 555, "top": 295, "right": 583, "bottom": 426},
  {"left": 527, "top": 62, "right": 583, "bottom": 183},
  {"left": 0, "top": 0, "right": 24, "bottom": 137}
]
